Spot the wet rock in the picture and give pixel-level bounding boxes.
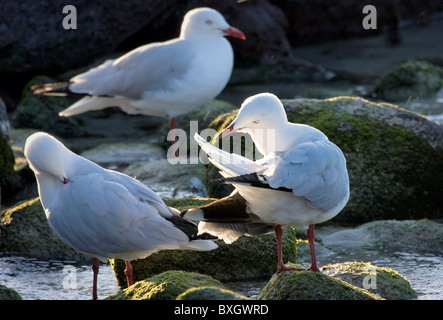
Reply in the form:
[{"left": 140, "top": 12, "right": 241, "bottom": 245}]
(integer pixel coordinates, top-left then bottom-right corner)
[
  {"left": 0, "top": 0, "right": 175, "bottom": 75},
  {"left": 1, "top": 129, "right": 40, "bottom": 208},
  {"left": 320, "top": 219, "right": 443, "bottom": 255},
  {"left": 0, "top": 198, "right": 87, "bottom": 260},
  {"left": 206, "top": 97, "right": 443, "bottom": 223},
  {"left": 177, "top": 286, "right": 249, "bottom": 300},
  {"left": 11, "top": 76, "right": 83, "bottom": 138},
  {"left": 257, "top": 267, "right": 380, "bottom": 300},
  {"left": 80, "top": 142, "right": 165, "bottom": 169},
  {"left": 0, "top": 98, "right": 10, "bottom": 135},
  {"left": 0, "top": 126, "right": 14, "bottom": 182},
  {"left": 0, "top": 284, "right": 22, "bottom": 300},
  {"left": 373, "top": 59, "right": 443, "bottom": 101},
  {"left": 0, "top": 97, "right": 14, "bottom": 187},
  {"left": 123, "top": 159, "right": 208, "bottom": 199},
  {"left": 322, "top": 261, "right": 417, "bottom": 300},
  {"left": 107, "top": 270, "right": 223, "bottom": 300}
]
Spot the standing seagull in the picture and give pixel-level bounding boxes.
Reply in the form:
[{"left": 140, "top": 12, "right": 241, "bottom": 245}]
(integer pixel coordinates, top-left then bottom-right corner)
[
  {"left": 31, "top": 7, "right": 245, "bottom": 131},
  {"left": 186, "top": 93, "right": 349, "bottom": 273},
  {"left": 24, "top": 132, "right": 218, "bottom": 300}
]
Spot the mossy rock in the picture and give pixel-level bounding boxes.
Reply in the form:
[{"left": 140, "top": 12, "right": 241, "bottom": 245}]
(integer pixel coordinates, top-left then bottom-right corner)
[
  {"left": 206, "top": 97, "right": 443, "bottom": 224},
  {"left": 322, "top": 262, "right": 416, "bottom": 300},
  {"left": 110, "top": 221, "right": 297, "bottom": 286},
  {"left": 176, "top": 286, "right": 249, "bottom": 300},
  {"left": 0, "top": 197, "right": 87, "bottom": 260},
  {"left": 0, "top": 284, "right": 22, "bottom": 300},
  {"left": 257, "top": 268, "right": 380, "bottom": 300},
  {"left": 0, "top": 129, "right": 14, "bottom": 181},
  {"left": 11, "top": 75, "right": 83, "bottom": 137},
  {"left": 107, "top": 270, "right": 223, "bottom": 300},
  {"left": 373, "top": 59, "right": 443, "bottom": 101}
]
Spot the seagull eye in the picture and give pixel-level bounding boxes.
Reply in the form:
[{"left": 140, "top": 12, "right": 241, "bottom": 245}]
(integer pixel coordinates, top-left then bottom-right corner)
[
  {"left": 252, "top": 120, "right": 260, "bottom": 124},
  {"left": 205, "top": 19, "right": 213, "bottom": 25}
]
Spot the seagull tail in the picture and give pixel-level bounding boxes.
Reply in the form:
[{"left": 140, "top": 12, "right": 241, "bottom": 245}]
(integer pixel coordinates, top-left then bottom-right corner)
[
  {"left": 180, "top": 239, "right": 218, "bottom": 251},
  {"left": 59, "top": 96, "right": 117, "bottom": 117},
  {"left": 180, "top": 191, "right": 274, "bottom": 244},
  {"left": 31, "top": 81, "right": 80, "bottom": 97}
]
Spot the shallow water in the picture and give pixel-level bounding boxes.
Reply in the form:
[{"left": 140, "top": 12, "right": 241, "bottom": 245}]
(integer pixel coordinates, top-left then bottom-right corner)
[
  {"left": 1, "top": 241, "right": 442, "bottom": 300},
  {"left": 0, "top": 255, "right": 120, "bottom": 300}
]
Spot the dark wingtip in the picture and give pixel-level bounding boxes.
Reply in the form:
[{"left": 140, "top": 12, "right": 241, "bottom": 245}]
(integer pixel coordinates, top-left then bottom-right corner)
[{"left": 30, "top": 81, "right": 77, "bottom": 96}]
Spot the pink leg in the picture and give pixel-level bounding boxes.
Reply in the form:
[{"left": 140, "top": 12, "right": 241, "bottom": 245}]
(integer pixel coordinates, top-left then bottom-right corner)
[
  {"left": 307, "top": 224, "right": 320, "bottom": 272},
  {"left": 276, "top": 225, "right": 303, "bottom": 274},
  {"left": 92, "top": 258, "right": 99, "bottom": 300},
  {"left": 125, "top": 260, "right": 133, "bottom": 287}
]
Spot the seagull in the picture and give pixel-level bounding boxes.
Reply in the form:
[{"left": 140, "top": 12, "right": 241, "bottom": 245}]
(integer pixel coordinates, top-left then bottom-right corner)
[
  {"left": 185, "top": 93, "right": 350, "bottom": 273},
  {"left": 24, "top": 132, "right": 218, "bottom": 300},
  {"left": 31, "top": 7, "right": 245, "bottom": 131}
]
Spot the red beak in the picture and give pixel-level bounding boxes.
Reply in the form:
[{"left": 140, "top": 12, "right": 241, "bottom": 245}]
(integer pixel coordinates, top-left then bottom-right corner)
[{"left": 223, "top": 27, "right": 246, "bottom": 40}]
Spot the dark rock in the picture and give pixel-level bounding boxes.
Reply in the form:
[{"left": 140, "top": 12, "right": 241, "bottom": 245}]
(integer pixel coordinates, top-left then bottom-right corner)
[
  {"left": 0, "top": 0, "right": 174, "bottom": 76},
  {"left": 0, "top": 284, "right": 22, "bottom": 300},
  {"left": 270, "top": 0, "right": 443, "bottom": 45},
  {"left": 373, "top": 59, "right": 443, "bottom": 101},
  {"left": 11, "top": 76, "right": 84, "bottom": 138}
]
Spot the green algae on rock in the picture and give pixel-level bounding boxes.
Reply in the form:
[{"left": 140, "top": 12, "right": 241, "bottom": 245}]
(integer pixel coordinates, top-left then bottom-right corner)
[
  {"left": 0, "top": 197, "right": 87, "bottom": 260},
  {"left": 110, "top": 226, "right": 297, "bottom": 286},
  {"left": 0, "top": 284, "right": 22, "bottom": 300},
  {"left": 257, "top": 267, "right": 381, "bottom": 300},
  {"left": 205, "top": 97, "right": 443, "bottom": 224},
  {"left": 107, "top": 270, "right": 223, "bottom": 300},
  {"left": 176, "top": 286, "right": 249, "bottom": 300},
  {"left": 373, "top": 59, "right": 443, "bottom": 101},
  {"left": 322, "top": 262, "right": 416, "bottom": 300},
  {"left": 0, "top": 129, "right": 14, "bottom": 181}
]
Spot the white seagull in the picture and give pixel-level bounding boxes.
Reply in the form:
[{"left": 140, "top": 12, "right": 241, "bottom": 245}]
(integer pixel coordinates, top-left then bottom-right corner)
[
  {"left": 186, "top": 93, "right": 350, "bottom": 273},
  {"left": 24, "top": 132, "right": 218, "bottom": 300},
  {"left": 31, "top": 7, "right": 245, "bottom": 130}
]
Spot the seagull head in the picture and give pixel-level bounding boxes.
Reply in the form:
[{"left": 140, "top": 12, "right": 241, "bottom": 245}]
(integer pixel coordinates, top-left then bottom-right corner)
[
  {"left": 24, "top": 132, "right": 70, "bottom": 184},
  {"left": 181, "top": 7, "right": 245, "bottom": 40},
  {"left": 216, "top": 92, "right": 288, "bottom": 141}
]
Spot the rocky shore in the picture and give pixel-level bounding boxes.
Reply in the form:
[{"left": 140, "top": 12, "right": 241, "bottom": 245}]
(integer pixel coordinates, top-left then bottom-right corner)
[{"left": 1, "top": 1, "right": 443, "bottom": 300}]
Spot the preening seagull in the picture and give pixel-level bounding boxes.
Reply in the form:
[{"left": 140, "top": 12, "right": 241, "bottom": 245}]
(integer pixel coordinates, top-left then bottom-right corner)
[
  {"left": 184, "top": 93, "right": 350, "bottom": 273},
  {"left": 31, "top": 7, "right": 245, "bottom": 131},
  {"left": 24, "top": 132, "right": 217, "bottom": 300}
]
